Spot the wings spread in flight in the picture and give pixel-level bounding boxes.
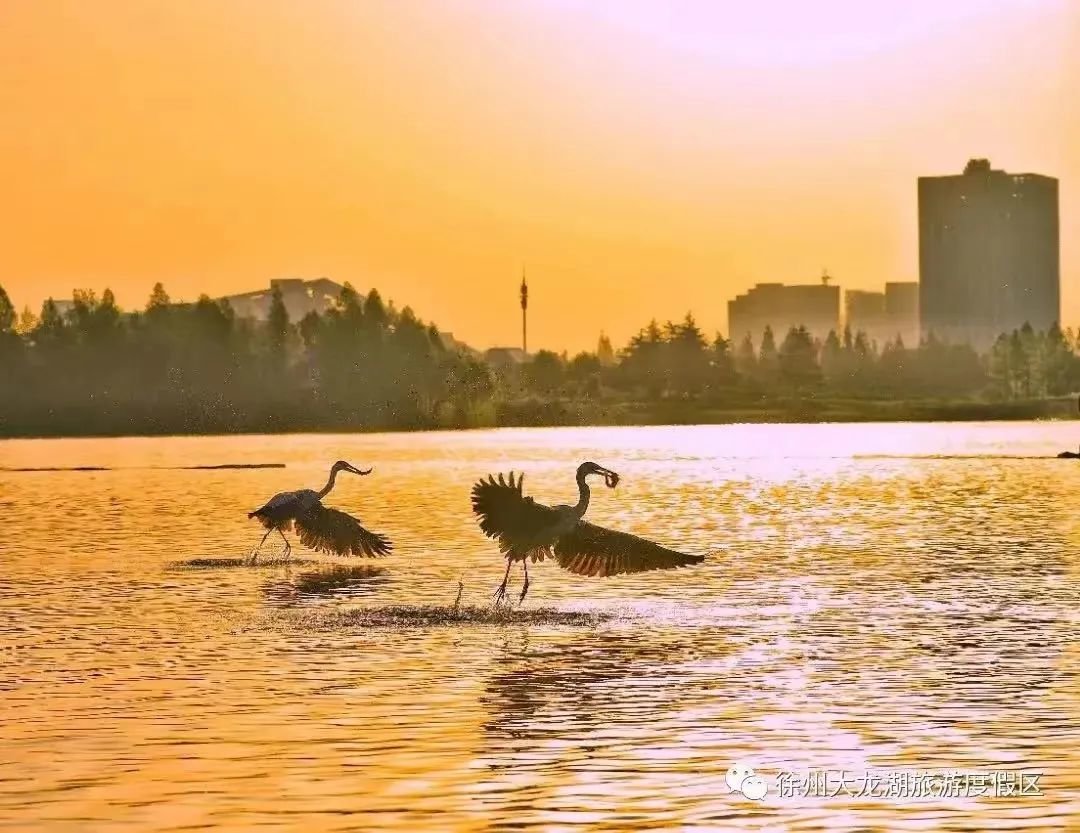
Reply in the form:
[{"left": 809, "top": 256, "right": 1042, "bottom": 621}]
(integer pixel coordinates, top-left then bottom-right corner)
[
  {"left": 295, "top": 503, "right": 392, "bottom": 557},
  {"left": 553, "top": 521, "right": 704, "bottom": 577},
  {"left": 471, "top": 473, "right": 561, "bottom": 560}
]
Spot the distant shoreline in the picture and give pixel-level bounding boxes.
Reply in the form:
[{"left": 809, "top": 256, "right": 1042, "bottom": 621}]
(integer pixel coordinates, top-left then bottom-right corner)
[{"left": 1, "top": 396, "right": 1076, "bottom": 441}]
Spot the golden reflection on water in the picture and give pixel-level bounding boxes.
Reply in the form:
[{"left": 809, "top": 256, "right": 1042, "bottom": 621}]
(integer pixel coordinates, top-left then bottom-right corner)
[{"left": 3, "top": 423, "right": 1080, "bottom": 831}]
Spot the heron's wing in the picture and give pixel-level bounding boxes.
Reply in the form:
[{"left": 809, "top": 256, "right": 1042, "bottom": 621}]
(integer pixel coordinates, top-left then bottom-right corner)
[
  {"left": 471, "top": 472, "right": 561, "bottom": 559},
  {"left": 295, "top": 503, "right": 392, "bottom": 557},
  {"left": 553, "top": 521, "right": 705, "bottom": 577}
]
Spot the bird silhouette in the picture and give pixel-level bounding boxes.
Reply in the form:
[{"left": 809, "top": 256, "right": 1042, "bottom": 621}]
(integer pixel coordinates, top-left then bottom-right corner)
[
  {"left": 472, "top": 461, "right": 705, "bottom": 603},
  {"left": 247, "top": 460, "right": 391, "bottom": 564}
]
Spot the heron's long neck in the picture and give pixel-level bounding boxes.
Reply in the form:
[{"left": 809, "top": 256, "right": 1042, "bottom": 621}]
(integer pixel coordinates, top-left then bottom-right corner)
[
  {"left": 318, "top": 468, "right": 340, "bottom": 499},
  {"left": 573, "top": 471, "right": 591, "bottom": 518}
]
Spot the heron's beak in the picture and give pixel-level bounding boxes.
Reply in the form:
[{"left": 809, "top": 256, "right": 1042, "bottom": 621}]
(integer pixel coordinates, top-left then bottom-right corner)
[
  {"left": 348, "top": 465, "right": 373, "bottom": 476},
  {"left": 600, "top": 468, "right": 619, "bottom": 488}
]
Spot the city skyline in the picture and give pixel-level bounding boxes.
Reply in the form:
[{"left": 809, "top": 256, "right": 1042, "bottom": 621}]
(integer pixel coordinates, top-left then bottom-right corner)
[
  {"left": 1, "top": 1, "right": 1076, "bottom": 353},
  {"left": 9, "top": 244, "right": 1059, "bottom": 357}
]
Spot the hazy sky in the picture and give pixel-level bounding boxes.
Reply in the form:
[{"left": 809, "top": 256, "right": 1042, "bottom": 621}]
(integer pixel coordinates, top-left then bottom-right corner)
[{"left": 1, "top": 0, "right": 1077, "bottom": 352}]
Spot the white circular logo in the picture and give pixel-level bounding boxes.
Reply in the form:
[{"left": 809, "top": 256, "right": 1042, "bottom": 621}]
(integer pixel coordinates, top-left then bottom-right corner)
[
  {"left": 741, "top": 775, "right": 768, "bottom": 800},
  {"left": 727, "top": 762, "right": 768, "bottom": 801},
  {"left": 726, "top": 763, "right": 754, "bottom": 793}
]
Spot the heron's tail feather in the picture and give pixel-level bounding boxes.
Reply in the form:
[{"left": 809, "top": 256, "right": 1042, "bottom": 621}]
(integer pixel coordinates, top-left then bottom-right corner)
[{"left": 250, "top": 510, "right": 292, "bottom": 532}]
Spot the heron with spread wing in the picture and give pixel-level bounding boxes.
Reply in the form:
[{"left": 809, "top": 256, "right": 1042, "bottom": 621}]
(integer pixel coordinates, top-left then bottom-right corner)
[
  {"left": 472, "top": 461, "right": 705, "bottom": 603},
  {"left": 247, "top": 460, "right": 392, "bottom": 564}
]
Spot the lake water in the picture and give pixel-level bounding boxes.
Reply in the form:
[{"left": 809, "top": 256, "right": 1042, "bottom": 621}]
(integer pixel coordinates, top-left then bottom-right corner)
[{"left": 2, "top": 423, "right": 1080, "bottom": 831}]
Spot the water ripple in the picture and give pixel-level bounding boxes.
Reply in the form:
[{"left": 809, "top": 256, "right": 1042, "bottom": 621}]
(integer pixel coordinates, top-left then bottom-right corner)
[{"left": 2, "top": 423, "right": 1079, "bottom": 830}]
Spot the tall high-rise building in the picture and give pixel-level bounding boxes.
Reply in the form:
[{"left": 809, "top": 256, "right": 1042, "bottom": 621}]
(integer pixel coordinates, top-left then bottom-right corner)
[
  {"left": 727, "top": 279, "right": 840, "bottom": 346},
  {"left": 918, "top": 159, "right": 1059, "bottom": 349}
]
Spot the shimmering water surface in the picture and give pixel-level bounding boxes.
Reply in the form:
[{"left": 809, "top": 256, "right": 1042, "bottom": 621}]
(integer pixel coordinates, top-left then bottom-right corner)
[{"left": 3, "top": 423, "right": 1080, "bottom": 831}]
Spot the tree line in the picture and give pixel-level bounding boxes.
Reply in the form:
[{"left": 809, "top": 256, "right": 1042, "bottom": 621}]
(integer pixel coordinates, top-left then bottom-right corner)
[
  {"left": 1, "top": 281, "right": 1077, "bottom": 437},
  {"left": 512, "top": 317, "right": 1080, "bottom": 402},
  {"left": 0, "top": 282, "right": 492, "bottom": 435}
]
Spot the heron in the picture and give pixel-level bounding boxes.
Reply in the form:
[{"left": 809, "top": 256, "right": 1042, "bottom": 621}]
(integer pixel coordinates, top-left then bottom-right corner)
[
  {"left": 247, "top": 460, "right": 392, "bottom": 564},
  {"left": 471, "top": 461, "right": 705, "bottom": 603}
]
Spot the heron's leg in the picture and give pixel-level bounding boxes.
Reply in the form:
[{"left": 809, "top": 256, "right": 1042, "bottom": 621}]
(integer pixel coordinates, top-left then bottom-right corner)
[
  {"left": 277, "top": 529, "right": 292, "bottom": 561},
  {"left": 519, "top": 560, "right": 530, "bottom": 603},
  {"left": 249, "top": 529, "right": 273, "bottom": 565},
  {"left": 493, "top": 559, "right": 512, "bottom": 606}
]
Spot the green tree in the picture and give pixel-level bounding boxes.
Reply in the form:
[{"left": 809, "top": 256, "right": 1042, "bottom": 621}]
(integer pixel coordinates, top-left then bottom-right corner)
[
  {"left": 850, "top": 330, "right": 875, "bottom": 389},
  {"left": 710, "top": 334, "right": 736, "bottom": 388},
  {"left": 35, "top": 299, "right": 65, "bottom": 342},
  {"left": 1019, "top": 322, "right": 1038, "bottom": 396},
  {"left": 0, "top": 286, "right": 23, "bottom": 412},
  {"left": 267, "top": 283, "right": 292, "bottom": 366},
  {"left": 989, "top": 333, "right": 1013, "bottom": 397},
  {"left": 820, "top": 330, "right": 844, "bottom": 385},
  {"left": 568, "top": 351, "right": 601, "bottom": 380},
  {"left": 16, "top": 305, "right": 36, "bottom": 335},
  {"left": 597, "top": 332, "right": 615, "bottom": 366},
  {"left": 448, "top": 355, "right": 494, "bottom": 407},
  {"left": 665, "top": 313, "right": 710, "bottom": 396},
  {"left": 1009, "top": 329, "right": 1031, "bottom": 397},
  {"left": 147, "top": 282, "right": 170, "bottom": 312},
  {"left": 621, "top": 320, "right": 666, "bottom": 398},
  {"left": 910, "top": 335, "right": 985, "bottom": 397},
  {"left": 757, "top": 326, "right": 778, "bottom": 384},
  {"left": 298, "top": 310, "right": 322, "bottom": 349},
  {"left": 311, "top": 284, "right": 369, "bottom": 417},
  {"left": 878, "top": 336, "right": 909, "bottom": 392},
  {"left": 0, "top": 286, "right": 20, "bottom": 359},
  {"left": 365, "top": 288, "right": 388, "bottom": 329},
  {"left": 567, "top": 351, "right": 602, "bottom": 397},
  {"left": 0, "top": 285, "right": 15, "bottom": 333},
  {"left": 525, "top": 350, "right": 565, "bottom": 394},
  {"left": 735, "top": 333, "right": 757, "bottom": 377},
  {"left": 1040, "top": 323, "right": 1073, "bottom": 396},
  {"left": 779, "top": 326, "right": 820, "bottom": 389},
  {"left": 66, "top": 288, "right": 96, "bottom": 329}
]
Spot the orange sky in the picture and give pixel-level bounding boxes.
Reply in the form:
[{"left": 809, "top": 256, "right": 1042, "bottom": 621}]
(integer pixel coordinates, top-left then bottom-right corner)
[{"left": 1, "top": 0, "right": 1077, "bottom": 352}]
